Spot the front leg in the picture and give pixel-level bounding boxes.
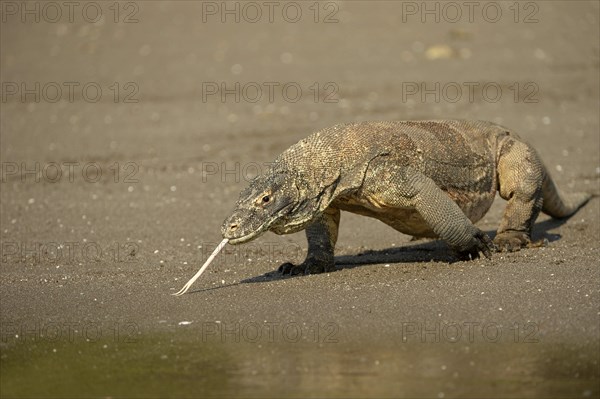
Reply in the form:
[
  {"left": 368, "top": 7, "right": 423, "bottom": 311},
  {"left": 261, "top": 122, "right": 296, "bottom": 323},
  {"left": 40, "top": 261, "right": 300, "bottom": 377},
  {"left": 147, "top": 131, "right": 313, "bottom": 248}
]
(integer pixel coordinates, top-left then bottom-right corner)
[
  {"left": 410, "top": 173, "right": 495, "bottom": 260},
  {"left": 363, "top": 162, "right": 495, "bottom": 260},
  {"left": 279, "top": 206, "right": 340, "bottom": 275}
]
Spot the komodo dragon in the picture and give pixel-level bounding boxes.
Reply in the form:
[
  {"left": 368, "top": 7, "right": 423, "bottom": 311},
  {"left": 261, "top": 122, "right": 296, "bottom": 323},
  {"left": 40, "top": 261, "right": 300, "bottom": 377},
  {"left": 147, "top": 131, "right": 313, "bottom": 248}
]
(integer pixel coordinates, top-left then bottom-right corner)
[{"left": 221, "top": 120, "right": 591, "bottom": 275}]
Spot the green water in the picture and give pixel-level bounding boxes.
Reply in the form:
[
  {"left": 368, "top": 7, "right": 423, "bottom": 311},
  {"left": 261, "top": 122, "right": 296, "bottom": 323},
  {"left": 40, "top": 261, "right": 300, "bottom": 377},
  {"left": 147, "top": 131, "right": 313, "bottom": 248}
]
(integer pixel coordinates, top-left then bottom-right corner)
[{"left": 1, "top": 331, "right": 598, "bottom": 398}]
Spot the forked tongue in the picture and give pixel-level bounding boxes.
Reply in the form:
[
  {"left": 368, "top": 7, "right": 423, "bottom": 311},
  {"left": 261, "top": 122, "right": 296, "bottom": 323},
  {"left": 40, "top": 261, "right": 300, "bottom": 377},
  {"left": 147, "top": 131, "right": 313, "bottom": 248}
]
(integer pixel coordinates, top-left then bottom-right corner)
[{"left": 172, "top": 238, "right": 229, "bottom": 296}]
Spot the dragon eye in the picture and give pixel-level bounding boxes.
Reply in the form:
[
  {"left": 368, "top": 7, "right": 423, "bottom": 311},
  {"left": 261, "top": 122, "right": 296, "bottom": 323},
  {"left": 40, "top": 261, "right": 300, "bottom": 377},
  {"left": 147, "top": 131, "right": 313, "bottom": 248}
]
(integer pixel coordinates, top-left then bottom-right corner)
[{"left": 261, "top": 195, "right": 270, "bottom": 203}]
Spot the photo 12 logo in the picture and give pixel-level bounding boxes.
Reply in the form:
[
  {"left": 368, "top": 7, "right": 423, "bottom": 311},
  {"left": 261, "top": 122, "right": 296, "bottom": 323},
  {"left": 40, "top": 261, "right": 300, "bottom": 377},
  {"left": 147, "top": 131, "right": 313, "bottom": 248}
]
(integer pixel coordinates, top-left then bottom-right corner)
[
  {"left": 201, "top": 1, "right": 339, "bottom": 23},
  {"left": 401, "top": 321, "right": 540, "bottom": 343},
  {"left": 201, "top": 82, "right": 339, "bottom": 104},
  {"left": 200, "top": 161, "right": 272, "bottom": 183},
  {"left": 198, "top": 241, "right": 303, "bottom": 267},
  {"left": 1, "top": 241, "right": 139, "bottom": 264},
  {"left": 1, "top": 82, "right": 139, "bottom": 104},
  {"left": 1, "top": 321, "right": 139, "bottom": 343},
  {"left": 0, "top": 1, "right": 140, "bottom": 23},
  {"left": 401, "top": 81, "right": 539, "bottom": 104},
  {"left": 0, "top": 162, "right": 139, "bottom": 184},
  {"left": 198, "top": 321, "right": 339, "bottom": 344},
  {"left": 400, "top": 2, "right": 539, "bottom": 23}
]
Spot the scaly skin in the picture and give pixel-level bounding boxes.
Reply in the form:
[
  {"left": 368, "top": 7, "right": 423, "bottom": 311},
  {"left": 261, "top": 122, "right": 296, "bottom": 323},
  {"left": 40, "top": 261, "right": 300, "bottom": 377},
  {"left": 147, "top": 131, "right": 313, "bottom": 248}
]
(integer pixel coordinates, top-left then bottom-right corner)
[{"left": 222, "top": 120, "right": 591, "bottom": 274}]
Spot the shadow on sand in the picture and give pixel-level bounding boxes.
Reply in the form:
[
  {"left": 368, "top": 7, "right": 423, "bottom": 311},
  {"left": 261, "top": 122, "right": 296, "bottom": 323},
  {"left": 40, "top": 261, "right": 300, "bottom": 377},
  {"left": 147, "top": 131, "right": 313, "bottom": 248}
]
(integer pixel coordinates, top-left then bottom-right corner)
[{"left": 183, "top": 216, "right": 567, "bottom": 294}]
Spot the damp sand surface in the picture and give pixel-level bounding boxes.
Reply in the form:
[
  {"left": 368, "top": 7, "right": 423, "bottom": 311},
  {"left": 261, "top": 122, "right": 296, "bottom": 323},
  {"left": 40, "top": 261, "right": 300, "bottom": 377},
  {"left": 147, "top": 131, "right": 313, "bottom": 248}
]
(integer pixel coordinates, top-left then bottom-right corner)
[{"left": 1, "top": 2, "right": 599, "bottom": 398}]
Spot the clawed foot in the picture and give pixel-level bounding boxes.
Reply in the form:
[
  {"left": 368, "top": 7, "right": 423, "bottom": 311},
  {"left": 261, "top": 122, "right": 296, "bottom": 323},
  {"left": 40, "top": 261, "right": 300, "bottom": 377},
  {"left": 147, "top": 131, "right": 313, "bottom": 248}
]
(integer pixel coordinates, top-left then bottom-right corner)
[
  {"left": 454, "top": 229, "right": 496, "bottom": 261},
  {"left": 494, "top": 231, "right": 547, "bottom": 252},
  {"left": 278, "top": 258, "right": 335, "bottom": 275}
]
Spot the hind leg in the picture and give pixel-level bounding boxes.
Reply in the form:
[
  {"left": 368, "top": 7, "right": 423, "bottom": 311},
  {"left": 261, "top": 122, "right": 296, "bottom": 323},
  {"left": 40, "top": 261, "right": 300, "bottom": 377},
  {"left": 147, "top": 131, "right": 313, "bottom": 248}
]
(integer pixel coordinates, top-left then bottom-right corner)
[{"left": 495, "top": 138, "right": 544, "bottom": 251}]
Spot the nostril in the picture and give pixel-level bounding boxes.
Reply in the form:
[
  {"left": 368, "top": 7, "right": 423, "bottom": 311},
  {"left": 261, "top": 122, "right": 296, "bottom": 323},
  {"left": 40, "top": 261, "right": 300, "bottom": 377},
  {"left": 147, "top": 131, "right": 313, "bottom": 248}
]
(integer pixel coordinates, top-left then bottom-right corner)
[{"left": 229, "top": 223, "right": 238, "bottom": 231}]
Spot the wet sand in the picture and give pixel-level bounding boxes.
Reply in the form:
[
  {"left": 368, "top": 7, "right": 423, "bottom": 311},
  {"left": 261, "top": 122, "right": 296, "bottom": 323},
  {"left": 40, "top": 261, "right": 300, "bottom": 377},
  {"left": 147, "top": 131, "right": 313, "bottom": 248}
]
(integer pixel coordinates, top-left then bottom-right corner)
[{"left": 1, "top": 1, "right": 599, "bottom": 397}]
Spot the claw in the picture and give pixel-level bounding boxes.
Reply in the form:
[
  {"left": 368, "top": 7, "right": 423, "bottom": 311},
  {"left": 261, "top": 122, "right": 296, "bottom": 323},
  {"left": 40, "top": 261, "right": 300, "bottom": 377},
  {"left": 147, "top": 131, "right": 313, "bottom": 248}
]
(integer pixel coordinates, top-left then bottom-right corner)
[
  {"left": 277, "top": 259, "right": 333, "bottom": 275},
  {"left": 477, "top": 231, "right": 496, "bottom": 259},
  {"left": 278, "top": 262, "right": 295, "bottom": 275},
  {"left": 528, "top": 238, "right": 549, "bottom": 248},
  {"left": 454, "top": 230, "right": 495, "bottom": 261},
  {"left": 494, "top": 231, "right": 531, "bottom": 253}
]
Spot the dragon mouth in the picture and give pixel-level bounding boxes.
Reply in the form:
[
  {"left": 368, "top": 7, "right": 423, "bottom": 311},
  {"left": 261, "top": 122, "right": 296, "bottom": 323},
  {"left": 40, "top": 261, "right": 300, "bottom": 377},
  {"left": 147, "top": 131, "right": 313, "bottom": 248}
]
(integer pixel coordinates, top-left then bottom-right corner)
[
  {"left": 224, "top": 202, "right": 297, "bottom": 244},
  {"left": 227, "top": 234, "right": 257, "bottom": 245},
  {"left": 225, "top": 224, "right": 268, "bottom": 245}
]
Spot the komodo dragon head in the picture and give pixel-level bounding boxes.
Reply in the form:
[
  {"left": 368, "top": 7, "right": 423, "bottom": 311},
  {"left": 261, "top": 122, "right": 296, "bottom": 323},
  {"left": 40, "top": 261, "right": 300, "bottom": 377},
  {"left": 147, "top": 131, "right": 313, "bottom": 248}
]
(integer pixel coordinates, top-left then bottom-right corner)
[{"left": 221, "top": 169, "right": 315, "bottom": 244}]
